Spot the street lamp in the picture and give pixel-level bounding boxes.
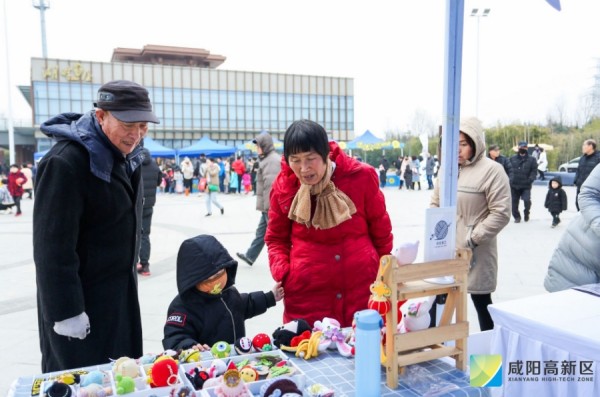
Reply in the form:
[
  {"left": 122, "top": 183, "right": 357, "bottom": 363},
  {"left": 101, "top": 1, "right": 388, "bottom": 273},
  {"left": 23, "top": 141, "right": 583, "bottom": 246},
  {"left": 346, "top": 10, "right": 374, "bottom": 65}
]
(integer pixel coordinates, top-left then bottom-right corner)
[
  {"left": 32, "top": 0, "right": 50, "bottom": 58},
  {"left": 470, "top": 8, "right": 490, "bottom": 119}
]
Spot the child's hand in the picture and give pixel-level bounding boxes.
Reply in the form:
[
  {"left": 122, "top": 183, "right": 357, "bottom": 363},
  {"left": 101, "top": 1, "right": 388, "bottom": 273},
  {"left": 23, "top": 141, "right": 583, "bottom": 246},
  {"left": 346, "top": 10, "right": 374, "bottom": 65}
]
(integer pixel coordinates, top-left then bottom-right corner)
[
  {"left": 272, "top": 281, "right": 284, "bottom": 302},
  {"left": 192, "top": 343, "right": 210, "bottom": 351}
]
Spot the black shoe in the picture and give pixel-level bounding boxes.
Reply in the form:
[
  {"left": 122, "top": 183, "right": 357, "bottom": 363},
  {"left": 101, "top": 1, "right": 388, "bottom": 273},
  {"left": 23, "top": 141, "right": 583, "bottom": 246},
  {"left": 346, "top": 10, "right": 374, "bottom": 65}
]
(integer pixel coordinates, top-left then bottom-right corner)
[
  {"left": 514, "top": 218, "right": 521, "bottom": 223},
  {"left": 236, "top": 252, "right": 254, "bottom": 266},
  {"left": 205, "top": 213, "right": 212, "bottom": 217},
  {"left": 524, "top": 213, "right": 530, "bottom": 222},
  {"left": 221, "top": 208, "right": 224, "bottom": 215}
]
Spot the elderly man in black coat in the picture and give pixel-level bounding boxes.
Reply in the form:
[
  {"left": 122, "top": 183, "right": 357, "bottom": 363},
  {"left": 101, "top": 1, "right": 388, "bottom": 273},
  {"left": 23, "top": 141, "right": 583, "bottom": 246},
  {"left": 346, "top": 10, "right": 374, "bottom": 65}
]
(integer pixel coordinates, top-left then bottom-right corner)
[
  {"left": 509, "top": 141, "right": 538, "bottom": 223},
  {"left": 33, "top": 80, "right": 159, "bottom": 372}
]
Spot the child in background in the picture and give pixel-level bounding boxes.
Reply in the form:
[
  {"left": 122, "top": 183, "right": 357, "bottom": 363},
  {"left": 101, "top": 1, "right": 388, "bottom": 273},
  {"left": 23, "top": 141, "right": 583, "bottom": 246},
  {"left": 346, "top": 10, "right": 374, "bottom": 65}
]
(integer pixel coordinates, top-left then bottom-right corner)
[
  {"left": 544, "top": 176, "right": 567, "bottom": 228},
  {"left": 403, "top": 163, "right": 413, "bottom": 191},
  {"left": 0, "top": 178, "right": 15, "bottom": 214},
  {"left": 162, "top": 235, "right": 284, "bottom": 351},
  {"left": 242, "top": 171, "right": 252, "bottom": 194},
  {"left": 229, "top": 171, "right": 238, "bottom": 194}
]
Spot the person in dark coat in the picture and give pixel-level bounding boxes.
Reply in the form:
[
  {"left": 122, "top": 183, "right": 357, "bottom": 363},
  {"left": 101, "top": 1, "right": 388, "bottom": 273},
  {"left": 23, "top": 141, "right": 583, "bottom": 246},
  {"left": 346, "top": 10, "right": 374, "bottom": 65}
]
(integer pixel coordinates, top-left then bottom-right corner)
[
  {"left": 488, "top": 144, "right": 513, "bottom": 180},
  {"left": 33, "top": 80, "right": 159, "bottom": 372},
  {"left": 137, "top": 147, "right": 163, "bottom": 276},
  {"left": 162, "top": 235, "right": 283, "bottom": 351},
  {"left": 508, "top": 141, "right": 538, "bottom": 223},
  {"left": 574, "top": 139, "right": 600, "bottom": 211},
  {"left": 544, "top": 176, "right": 568, "bottom": 227}
]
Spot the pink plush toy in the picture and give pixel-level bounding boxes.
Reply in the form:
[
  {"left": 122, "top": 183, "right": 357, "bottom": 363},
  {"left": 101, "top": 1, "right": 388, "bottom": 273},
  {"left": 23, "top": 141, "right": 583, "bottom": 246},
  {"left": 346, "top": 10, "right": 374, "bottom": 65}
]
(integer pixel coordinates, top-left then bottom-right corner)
[{"left": 313, "top": 317, "right": 352, "bottom": 357}]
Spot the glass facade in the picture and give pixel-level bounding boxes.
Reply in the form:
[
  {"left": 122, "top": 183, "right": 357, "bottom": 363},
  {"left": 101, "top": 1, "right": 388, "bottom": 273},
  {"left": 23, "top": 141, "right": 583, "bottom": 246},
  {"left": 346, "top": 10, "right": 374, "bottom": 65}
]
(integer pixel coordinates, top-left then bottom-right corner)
[{"left": 31, "top": 58, "right": 354, "bottom": 149}]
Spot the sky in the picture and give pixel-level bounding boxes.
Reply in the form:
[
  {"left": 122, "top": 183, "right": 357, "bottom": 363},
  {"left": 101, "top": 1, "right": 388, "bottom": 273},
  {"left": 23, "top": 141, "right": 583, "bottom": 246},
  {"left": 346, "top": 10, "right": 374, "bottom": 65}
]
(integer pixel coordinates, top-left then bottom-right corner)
[{"left": 1, "top": 0, "right": 600, "bottom": 138}]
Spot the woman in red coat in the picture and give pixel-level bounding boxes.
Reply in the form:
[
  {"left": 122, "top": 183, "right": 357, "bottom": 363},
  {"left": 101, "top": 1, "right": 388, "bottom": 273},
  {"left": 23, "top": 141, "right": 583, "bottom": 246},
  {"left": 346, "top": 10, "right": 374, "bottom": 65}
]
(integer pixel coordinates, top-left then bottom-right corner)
[
  {"left": 7, "top": 164, "right": 26, "bottom": 216},
  {"left": 265, "top": 120, "right": 393, "bottom": 327}
]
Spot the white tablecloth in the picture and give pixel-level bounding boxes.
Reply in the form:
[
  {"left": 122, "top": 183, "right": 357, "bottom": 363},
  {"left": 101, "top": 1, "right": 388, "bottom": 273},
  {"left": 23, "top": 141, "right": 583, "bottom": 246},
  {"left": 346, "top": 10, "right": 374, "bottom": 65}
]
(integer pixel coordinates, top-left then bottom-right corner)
[{"left": 488, "top": 289, "right": 600, "bottom": 396}]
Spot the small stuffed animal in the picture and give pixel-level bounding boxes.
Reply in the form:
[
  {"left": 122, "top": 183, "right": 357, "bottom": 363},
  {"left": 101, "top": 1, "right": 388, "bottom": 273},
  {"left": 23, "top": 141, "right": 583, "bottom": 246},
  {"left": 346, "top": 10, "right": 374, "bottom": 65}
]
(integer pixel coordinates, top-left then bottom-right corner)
[
  {"left": 114, "top": 375, "right": 135, "bottom": 395},
  {"left": 214, "top": 363, "right": 251, "bottom": 397},
  {"left": 211, "top": 341, "right": 232, "bottom": 358},
  {"left": 77, "top": 384, "right": 112, "bottom": 397},
  {"left": 272, "top": 319, "right": 311, "bottom": 348},
  {"left": 185, "top": 368, "right": 210, "bottom": 390},
  {"left": 112, "top": 357, "right": 140, "bottom": 378},
  {"left": 147, "top": 357, "right": 179, "bottom": 387},
  {"left": 234, "top": 337, "right": 253, "bottom": 355},
  {"left": 394, "top": 241, "right": 419, "bottom": 265},
  {"left": 46, "top": 382, "right": 73, "bottom": 397},
  {"left": 313, "top": 317, "right": 352, "bottom": 357},
  {"left": 252, "top": 333, "right": 273, "bottom": 351},
  {"left": 260, "top": 378, "right": 303, "bottom": 397},
  {"left": 401, "top": 296, "right": 436, "bottom": 332}
]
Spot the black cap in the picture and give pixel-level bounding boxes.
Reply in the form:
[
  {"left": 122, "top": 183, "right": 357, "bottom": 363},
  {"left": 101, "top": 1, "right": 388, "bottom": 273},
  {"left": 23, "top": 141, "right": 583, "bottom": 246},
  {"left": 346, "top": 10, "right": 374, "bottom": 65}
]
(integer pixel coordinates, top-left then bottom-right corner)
[
  {"left": 94, "top": 80, "right": 159, "bottom": 124},
  {"left": 518, "top": 141, "right": 528, "bottom": 147}
]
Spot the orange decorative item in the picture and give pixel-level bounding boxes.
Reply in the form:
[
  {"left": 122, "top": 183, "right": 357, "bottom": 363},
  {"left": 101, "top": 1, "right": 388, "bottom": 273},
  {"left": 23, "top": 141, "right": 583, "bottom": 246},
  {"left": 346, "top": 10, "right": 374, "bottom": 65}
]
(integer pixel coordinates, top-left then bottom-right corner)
[{"left": 368, "top": 256, "right": 393, "bottom": 319}]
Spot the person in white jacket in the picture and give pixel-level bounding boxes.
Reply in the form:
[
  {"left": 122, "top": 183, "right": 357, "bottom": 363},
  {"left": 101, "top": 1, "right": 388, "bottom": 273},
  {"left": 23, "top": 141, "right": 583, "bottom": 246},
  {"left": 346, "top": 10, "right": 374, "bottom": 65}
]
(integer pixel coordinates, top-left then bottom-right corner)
[{"left": 537, "top": 147, "right": 548, "bottom": 181}]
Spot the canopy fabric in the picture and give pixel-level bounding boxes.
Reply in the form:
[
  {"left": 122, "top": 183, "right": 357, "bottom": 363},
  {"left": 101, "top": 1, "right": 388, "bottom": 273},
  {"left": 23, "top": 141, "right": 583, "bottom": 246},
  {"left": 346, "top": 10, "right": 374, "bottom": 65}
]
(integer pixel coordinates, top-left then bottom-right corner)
[
  {"left": 34, "top": 149, "right": 49, "bottom": 161},
  {"left": 142, "top": 137, "right": 176, "bottom": 157},
  {"left": 178, "top": 136, "right": 236, "bottom": 157},
  {"left": 346, "top": 130, "right": 391, "bottom": 150}
]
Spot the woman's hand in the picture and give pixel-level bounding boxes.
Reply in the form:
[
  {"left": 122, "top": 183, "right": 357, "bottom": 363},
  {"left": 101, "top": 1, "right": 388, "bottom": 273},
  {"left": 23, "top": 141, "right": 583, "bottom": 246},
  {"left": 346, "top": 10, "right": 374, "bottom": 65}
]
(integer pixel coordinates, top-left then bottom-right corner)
[{"left": 272, "top": 281, "right": 285, "bottom": 302}]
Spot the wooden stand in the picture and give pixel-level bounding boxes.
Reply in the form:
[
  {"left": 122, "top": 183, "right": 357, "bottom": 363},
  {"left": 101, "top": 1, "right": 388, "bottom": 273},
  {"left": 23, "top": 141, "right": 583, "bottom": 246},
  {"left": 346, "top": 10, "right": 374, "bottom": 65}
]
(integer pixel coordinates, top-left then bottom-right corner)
[{"left": 382, "top": 249, "right": 471, "bottom": 389}]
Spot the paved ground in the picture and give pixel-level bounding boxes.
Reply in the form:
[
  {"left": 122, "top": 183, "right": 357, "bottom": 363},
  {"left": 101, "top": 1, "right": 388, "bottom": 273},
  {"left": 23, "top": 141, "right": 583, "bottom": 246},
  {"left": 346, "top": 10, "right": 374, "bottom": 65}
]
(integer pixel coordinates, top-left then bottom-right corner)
[{"left": 0, "top": 183, "right": 578, "bottom": 396}]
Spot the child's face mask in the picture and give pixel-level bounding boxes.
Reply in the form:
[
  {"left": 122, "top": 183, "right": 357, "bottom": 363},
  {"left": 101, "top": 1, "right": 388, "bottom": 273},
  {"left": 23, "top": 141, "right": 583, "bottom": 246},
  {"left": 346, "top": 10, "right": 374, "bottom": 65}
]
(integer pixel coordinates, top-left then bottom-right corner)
[{"left": 196, "top": 269, "right": 227, "bottom": 295}]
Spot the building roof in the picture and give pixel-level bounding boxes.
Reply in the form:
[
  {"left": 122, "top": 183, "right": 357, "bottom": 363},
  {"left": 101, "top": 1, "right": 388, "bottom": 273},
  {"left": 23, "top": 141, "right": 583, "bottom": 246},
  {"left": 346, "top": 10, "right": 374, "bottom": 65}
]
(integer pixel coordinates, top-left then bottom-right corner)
[{"left": 111, "top": 44, "right": 226, "bottom": 68}]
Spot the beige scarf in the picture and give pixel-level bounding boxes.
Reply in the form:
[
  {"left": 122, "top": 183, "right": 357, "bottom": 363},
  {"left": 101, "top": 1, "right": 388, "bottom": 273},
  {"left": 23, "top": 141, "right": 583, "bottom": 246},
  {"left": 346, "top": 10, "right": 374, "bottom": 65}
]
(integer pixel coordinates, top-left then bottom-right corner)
[{"left": 288, "top": 159, "right": 357, "bottom": 229}]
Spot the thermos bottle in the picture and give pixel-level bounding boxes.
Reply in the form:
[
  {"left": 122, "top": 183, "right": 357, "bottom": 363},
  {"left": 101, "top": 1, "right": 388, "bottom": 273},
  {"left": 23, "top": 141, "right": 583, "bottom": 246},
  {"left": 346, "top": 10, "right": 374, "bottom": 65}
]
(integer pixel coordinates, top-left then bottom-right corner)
[{"left": 354, "top": 309, "right": 383, "bottom": 396}]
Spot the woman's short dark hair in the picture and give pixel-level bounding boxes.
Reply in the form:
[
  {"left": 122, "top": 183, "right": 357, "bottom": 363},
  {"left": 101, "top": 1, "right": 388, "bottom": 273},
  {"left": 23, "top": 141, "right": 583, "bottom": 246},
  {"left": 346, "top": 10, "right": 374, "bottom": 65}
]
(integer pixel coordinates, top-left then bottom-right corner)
[{"left": 283, "top": 120, "right": 329, "bottom": 163}]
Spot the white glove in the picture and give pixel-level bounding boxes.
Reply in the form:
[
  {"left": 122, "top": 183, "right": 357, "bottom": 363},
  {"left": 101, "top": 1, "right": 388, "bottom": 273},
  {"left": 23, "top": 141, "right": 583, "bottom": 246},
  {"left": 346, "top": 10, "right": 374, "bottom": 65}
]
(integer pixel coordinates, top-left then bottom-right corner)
[{"left": 53, "top": 312, "right": 90, "bottom": 340}]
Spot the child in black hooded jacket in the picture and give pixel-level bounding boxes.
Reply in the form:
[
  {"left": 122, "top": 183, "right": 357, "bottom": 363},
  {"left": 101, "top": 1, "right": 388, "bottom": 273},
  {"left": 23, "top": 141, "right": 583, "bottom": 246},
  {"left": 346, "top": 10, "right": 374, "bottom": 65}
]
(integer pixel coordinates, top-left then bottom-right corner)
[
  {"left": 162, "top": 235, "right": 284, "bottom": 351},
  {"left": 544, "top": 176, "right": 568, "bottom": 227}
]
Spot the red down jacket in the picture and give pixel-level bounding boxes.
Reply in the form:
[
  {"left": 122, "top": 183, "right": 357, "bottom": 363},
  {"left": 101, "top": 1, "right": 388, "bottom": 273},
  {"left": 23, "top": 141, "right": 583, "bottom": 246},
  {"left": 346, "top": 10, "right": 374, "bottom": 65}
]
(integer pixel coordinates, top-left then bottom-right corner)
[{"left": 265, "top": 142, "right": 393, "bottom": 327}]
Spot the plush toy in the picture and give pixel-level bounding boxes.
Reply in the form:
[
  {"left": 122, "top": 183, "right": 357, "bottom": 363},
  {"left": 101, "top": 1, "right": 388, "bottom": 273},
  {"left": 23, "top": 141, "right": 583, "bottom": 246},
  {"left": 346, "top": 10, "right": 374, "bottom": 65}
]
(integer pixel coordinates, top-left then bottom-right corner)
[
  {"left": 211, "top": 341, "right": 232, "bottom": 358},
  {"left": 394, "top": 241, "right": 419, "bottom": 265},
  {"left": 214, "top": 365, "right": 251, "bottom": 397},
  {"left": 77, "top": 383, "right": 112, "bottom": 397},
  {"left": 173, "top": 386, "right": 193, "bottom": 397},
  {"left": 185, "top": 367, "right": 210, "bottom": 390},
  {"left": 272, "top": 319, "right": 311, "bottom": 348},
  {"left": 138, "top": 354, "right": 157, "bottom": 365},
  {"left": 368, "top": 256, "right": 393, "bottom": 318},
  {"left": 112, "top": 357, "right": 140, "bottom": 378},
  {"left": 178, "top": 349, "right": 201, "bottom": 363},
  {"left": 114, "top": 375, "right": 135, "bottom": 395},
  {"left": 305, "top": 383, "right": 335, "bottom": 397},
  {"left": 147, "top": 357, "right": 179, "bottom": 387},
  {"left": 46, "top": 382, "right": 73, "bottom": 397},
  {"left": 313, "top": 317, "right": 352, "bottom": 357},
  {"left": 57, "top": 373, "right": 80, "bottom": 385},
  {"left": 400, "top": 296, "right": 436, "bottom": 332},
  {"left": 80, "top": 371, "right": 108, "bottom": 388},
  {"left": 207, "top": 358, "right": 228, "bottom": 378},
  {"left": 234, "top": 337, "right": 253, "bottom": 355},
  {"left": 252, "top": 333, "right": 273, "bottom": 352},
  {"left": 239, "top": 366, "right": 259, "bottom": 383},
  {"left": 259, "top": 379, "right": 303, "bottom": 397}
]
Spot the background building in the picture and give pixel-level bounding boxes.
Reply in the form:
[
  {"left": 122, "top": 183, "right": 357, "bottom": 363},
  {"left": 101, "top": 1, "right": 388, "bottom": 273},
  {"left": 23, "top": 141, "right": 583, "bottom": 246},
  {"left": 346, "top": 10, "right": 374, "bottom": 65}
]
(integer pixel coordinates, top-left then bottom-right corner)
[{"left": 27, "top": 44, "right": 354, "bottom": 153}]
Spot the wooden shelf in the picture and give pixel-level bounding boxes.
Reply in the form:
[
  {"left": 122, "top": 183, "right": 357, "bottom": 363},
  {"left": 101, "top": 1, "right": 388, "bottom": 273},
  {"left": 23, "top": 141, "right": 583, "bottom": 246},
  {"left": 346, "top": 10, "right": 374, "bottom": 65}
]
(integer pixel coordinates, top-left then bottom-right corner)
[{"left": 382, "top": 249, "right": 471, "bottom": 389}]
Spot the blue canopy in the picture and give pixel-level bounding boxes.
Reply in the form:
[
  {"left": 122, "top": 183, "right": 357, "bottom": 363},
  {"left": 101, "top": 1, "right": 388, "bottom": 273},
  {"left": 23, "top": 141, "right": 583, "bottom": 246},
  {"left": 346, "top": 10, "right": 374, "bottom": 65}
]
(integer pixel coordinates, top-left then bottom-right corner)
[
  {"left": 34, "top": 149, "right": 49, "bottom": 161},
  {"left": 142, "top": 137, "right": 176, "bottom": 157},
  {"left": 178, "top": 136, "right": 236, "bottom": 157},
  {"left": 346, "top": 130, "right": 391, "bottom": 150}
]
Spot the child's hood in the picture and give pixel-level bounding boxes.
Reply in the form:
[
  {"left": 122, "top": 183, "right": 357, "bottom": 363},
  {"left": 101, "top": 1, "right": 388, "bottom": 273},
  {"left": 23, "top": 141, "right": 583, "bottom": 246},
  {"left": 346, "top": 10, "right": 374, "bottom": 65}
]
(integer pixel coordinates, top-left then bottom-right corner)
[
  {"left": 176, "top": 235, "right": 238, "bottom": 296},
  {"left": 549, "top": 175, "right": 563, "bottom": 189}
]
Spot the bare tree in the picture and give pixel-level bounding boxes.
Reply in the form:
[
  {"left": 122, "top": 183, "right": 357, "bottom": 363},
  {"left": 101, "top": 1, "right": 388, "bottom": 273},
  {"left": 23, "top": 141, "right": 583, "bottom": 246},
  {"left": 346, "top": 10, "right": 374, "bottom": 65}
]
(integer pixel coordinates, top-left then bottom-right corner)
[{"left": 410, "top": 109, "right": 436, "bottom": 138}]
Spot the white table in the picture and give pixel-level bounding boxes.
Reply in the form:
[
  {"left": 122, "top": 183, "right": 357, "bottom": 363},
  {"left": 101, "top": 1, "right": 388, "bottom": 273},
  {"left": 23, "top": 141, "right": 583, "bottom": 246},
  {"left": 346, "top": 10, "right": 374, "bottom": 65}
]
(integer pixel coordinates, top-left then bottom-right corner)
[{"left": 488, "top": 288, "right": 600, "bottom": 396}]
